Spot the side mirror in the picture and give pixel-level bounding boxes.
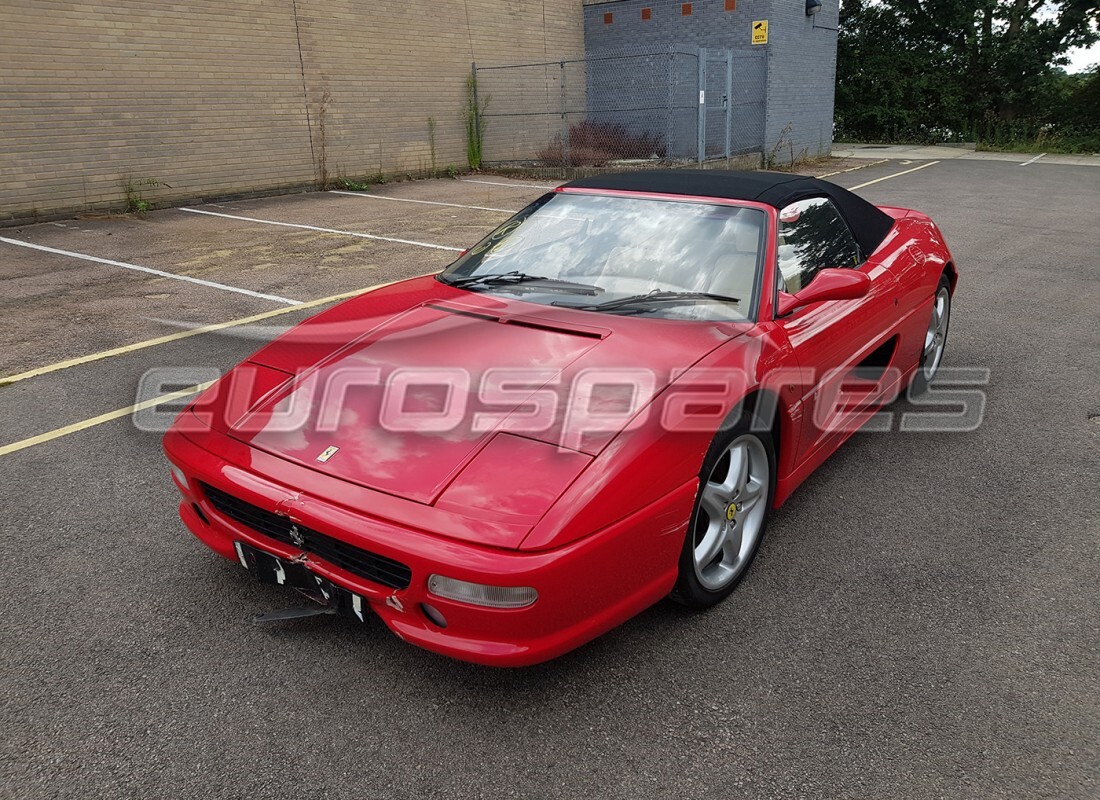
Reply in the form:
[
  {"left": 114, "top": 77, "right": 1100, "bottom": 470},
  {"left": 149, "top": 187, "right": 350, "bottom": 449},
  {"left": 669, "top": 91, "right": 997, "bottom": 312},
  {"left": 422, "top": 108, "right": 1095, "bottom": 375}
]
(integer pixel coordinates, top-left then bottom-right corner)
[{"left": 775, "top": 268, "right": 871, "bottom": 316}]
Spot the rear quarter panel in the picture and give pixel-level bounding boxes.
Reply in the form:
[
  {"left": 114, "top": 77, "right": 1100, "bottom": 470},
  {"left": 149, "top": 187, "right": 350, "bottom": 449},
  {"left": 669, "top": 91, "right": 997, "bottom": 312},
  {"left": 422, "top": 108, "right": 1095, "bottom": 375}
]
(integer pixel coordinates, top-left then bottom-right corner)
[{"left": 879, "top": 215, "right": 956, "bottom": 374}]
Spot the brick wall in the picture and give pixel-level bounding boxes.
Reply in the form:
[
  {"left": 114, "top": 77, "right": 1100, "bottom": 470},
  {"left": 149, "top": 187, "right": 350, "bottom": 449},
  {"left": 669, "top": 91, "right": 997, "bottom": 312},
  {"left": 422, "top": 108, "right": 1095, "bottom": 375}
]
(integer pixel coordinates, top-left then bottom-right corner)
[{"left": 0, "top": 1, "right": 583, "bottom": 222}]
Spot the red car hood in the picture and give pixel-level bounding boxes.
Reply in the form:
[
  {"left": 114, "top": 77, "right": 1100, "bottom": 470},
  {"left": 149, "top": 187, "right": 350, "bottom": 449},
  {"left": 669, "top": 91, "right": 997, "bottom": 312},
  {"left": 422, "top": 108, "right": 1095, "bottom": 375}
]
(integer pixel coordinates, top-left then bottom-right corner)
[{"left": 229, "top": 277, "right": 746, "bottom": 505}]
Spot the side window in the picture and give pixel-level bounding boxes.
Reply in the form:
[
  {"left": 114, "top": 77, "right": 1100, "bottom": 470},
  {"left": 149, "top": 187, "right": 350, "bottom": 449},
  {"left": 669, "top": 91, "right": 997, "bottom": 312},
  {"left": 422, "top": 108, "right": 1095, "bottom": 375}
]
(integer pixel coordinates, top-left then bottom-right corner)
[{"left": 776, "top": 197, "right": 861, "bottom": 294}]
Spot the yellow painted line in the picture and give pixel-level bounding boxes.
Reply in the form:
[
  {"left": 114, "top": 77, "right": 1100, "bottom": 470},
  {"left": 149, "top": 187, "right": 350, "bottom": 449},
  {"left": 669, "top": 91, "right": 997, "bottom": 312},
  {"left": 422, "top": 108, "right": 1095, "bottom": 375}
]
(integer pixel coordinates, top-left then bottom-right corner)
[
  {"left": 0, "top": 277, "right": 423, "bottom": 387},
  {"left": 817, "top": 159, "right": 889, "bottom": 178},
  {"left": 849, "top": 161, "right": 941, "bottom": 190},
  {"left": 0, "top": 381, "right": 216, "bottom": 458}
]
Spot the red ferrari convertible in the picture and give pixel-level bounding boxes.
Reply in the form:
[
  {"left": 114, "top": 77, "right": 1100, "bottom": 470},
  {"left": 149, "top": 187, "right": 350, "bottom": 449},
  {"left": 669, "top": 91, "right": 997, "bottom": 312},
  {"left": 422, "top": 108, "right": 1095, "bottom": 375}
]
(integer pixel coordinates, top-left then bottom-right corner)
[{"left": 164, "top": 170, "right": 956, "bottom": 666}]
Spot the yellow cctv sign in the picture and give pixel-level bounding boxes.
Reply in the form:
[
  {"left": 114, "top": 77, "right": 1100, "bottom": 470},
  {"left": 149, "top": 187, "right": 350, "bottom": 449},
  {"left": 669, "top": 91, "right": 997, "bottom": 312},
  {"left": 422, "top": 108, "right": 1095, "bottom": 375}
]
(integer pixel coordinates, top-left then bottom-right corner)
[{"left": 752, "top": 20, "right": 768, "bottom": 45}]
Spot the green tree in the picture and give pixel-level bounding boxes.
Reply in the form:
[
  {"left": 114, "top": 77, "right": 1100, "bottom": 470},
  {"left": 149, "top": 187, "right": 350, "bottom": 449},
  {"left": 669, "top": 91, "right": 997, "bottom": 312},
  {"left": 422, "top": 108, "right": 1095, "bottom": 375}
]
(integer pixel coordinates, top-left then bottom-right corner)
[
  {"left": 837, "top": 0, "right": 1100, "bottom": 142},
  {"left": 1058, "top": 63, "right": 1100, "bottom": 128}
]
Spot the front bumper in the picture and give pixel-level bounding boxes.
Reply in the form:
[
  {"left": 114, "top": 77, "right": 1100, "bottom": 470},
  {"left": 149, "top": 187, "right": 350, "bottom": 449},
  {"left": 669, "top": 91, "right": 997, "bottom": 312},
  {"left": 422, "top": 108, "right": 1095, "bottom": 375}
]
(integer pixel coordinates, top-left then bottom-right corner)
[{"left": 163, "top": 427, "right": 695, "bottom": 667}]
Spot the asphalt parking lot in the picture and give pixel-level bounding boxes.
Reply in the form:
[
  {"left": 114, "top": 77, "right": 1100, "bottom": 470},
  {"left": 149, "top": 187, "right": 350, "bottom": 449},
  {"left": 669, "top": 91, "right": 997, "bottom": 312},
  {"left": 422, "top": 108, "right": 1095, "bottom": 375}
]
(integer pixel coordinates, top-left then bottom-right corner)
[{"left": 2, "top": 158, "right": 1098, "bottom": 799}]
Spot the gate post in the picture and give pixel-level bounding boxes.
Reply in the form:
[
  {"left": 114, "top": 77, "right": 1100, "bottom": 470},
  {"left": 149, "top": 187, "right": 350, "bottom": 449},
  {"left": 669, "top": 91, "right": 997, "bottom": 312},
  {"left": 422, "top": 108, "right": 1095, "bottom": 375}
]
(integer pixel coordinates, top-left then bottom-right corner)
[
  {"left": 762, "top": 48, "right": 771, "bottom": 163},
  {"left": 697, "top": 46, "right": 706, "bottom": 164},
  {"left": 667, "top": 45, "right": 674, "bottom": 161},
  {"left": 725, "top": 51, "right": 733, "bottom": 161},
  {"left": 470, "top": 62, "right": 481, "bottom": 163},
  {"left": 560, "top": 60, "right": 568, "bottom": 176}
]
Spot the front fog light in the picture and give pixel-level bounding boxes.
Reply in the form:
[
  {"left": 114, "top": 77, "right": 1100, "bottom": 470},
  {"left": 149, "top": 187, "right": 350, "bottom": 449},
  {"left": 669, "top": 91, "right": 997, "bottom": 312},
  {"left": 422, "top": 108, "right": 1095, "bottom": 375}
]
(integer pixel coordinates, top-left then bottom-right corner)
[
  {"left": 427, "top": 575, "right": 537, "bottom": 609},
  {"left": 170, "top": 465, "right": 188, "bottom": 488}
]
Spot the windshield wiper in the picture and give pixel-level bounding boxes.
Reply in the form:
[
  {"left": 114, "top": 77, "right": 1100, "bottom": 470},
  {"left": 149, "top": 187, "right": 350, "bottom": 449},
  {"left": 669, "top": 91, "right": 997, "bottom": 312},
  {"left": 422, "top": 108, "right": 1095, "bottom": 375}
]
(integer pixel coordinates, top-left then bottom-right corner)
[
  {"left": 447, "top": 271, "right": 603, "bottom": 295},
  {"left": 555, "top": 289, "right": 741, "bottom": 314}
]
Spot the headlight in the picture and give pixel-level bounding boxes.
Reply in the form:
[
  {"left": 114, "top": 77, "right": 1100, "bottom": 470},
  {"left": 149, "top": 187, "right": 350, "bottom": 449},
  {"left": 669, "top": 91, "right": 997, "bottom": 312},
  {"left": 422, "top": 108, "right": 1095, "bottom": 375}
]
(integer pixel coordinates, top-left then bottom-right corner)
[{"left": 427, "top": 575, "right": 538, "bottom": 609}]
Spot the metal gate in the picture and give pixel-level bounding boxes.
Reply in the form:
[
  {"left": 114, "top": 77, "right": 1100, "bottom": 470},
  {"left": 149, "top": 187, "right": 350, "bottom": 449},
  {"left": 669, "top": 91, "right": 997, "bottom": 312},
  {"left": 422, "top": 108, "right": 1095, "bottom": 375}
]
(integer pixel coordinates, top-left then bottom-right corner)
[
  {"left": 729, "top": 52, "right": 767, "bottom": 158},
  {"left": 699, "top": 48, "right": 767, "bottom": 161},
  {"left": 702, "top": 49, "right": 732, "bottom": 160},
  {"left": 473, "top": 45, "right": 766, "bottom": 172}
]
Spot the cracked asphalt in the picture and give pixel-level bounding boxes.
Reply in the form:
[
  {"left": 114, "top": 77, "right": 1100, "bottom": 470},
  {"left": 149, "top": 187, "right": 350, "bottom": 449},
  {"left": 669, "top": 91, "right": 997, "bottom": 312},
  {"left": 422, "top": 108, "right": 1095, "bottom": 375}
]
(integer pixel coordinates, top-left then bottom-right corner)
[{"left": 1, "top": 159, "right": 1097, "bottom": 799}]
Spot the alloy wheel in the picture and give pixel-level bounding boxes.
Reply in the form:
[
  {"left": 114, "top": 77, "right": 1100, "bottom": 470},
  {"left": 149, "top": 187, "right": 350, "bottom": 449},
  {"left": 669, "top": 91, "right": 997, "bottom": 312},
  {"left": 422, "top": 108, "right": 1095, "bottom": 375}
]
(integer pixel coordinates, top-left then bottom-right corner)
[
  {"left": 692, "top": 434, "right": 770, "bottom": 591},
  {"left": 922, "top": 285, "right": 951, "bottom": 382}
]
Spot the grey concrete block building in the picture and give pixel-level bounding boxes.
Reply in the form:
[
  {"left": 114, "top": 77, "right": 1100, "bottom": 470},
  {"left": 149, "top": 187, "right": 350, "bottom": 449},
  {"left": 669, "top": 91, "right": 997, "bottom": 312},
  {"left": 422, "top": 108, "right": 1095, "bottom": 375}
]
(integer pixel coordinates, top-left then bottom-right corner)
[{"left": 581, "top": 0, "right": 839, "bottom": 162}]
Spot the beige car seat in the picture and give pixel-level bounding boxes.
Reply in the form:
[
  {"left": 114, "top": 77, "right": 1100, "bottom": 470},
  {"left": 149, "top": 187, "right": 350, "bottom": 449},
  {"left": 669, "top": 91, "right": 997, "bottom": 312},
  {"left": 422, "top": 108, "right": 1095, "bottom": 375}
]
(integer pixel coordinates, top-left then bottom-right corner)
[{"left": 706, "top": 218, "right": 760, "bottom": 304}]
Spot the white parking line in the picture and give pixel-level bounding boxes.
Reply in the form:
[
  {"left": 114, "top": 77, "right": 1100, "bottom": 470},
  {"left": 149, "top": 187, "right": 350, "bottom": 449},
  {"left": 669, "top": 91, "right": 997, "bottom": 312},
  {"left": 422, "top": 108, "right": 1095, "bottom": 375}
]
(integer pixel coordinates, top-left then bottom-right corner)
[
  {"left": 849, "top": 161, "right": 941, "bottom": 190},
  {"left": 179, "top": 208, "right": 463, "bottom": 252},
  {"left": 460, "top": 178, "right": 560, "bottom": 190},
  {"left": 0, "top": 236, "right": 301, "bottom": 306},
  {"left": 817, "top": 159, "right": 889, "bottom": 178},
  {"left": 329, "top": 190, "right": 517, "bottom": 214},
  {"left": 1020, "top": 153, "right": 1046, "bottom": 166}
]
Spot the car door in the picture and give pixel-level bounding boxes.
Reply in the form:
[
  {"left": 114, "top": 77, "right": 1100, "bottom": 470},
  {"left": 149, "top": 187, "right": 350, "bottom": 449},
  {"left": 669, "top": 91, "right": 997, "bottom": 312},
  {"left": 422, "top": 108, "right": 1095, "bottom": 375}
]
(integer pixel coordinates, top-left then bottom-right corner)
[{"left": 772, "top": 197, "right": 899, "bottom": 463}]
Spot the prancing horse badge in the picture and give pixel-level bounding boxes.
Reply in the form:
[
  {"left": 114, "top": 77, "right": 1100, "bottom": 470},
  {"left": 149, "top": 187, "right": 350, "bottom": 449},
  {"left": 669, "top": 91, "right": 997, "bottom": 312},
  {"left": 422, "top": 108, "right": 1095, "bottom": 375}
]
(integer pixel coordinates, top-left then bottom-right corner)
[{"left": 316, "top": 445, "right": 340, "bottom": 463}]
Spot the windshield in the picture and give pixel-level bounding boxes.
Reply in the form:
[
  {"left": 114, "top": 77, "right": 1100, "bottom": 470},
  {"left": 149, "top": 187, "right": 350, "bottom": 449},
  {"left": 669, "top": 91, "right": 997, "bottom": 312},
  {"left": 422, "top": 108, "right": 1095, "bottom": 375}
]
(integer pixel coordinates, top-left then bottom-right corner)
[{"left": 438, "top": 192, "right": 766, "bottom": 321}]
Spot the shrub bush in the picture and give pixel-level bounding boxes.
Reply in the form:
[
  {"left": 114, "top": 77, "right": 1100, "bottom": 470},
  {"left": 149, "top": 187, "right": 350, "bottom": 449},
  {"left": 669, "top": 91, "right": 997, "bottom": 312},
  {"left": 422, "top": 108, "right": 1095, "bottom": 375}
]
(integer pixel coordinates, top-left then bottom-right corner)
[{"left": 538, "top": 121, "right": 666, "bottom": 167}]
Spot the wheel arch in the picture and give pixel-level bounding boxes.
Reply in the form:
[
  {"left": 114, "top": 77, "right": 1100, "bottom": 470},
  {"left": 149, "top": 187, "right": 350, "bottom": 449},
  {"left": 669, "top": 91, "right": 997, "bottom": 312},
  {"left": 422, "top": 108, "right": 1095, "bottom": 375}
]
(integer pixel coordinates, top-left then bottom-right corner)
[
  {"left": 671, "top": 385, "right": 782, "bottom": 607},
  {"left": 943, "top": 260, "right": 958, "bottom": 294},
  {"left": 736, "top": 386, "right": 794, "bottom": 482},
  {"left": 740, "top": 387, "right": 781, "bottom": 442}
]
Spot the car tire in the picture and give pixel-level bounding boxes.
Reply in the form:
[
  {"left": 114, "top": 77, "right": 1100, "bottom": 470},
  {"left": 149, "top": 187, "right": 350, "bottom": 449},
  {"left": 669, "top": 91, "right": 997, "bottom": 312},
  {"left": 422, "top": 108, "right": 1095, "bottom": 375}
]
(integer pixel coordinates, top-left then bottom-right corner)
[
  {"left": 910, "top": 274, "right": 952, "bottom": 396},
  {"left": 671, "top": 411, "right": 776, "bottom": 609}
]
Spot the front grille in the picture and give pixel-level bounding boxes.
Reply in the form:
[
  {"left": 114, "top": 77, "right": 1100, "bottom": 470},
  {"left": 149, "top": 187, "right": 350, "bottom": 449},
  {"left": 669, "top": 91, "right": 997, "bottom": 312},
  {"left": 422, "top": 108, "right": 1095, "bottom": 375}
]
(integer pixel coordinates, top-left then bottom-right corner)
[{"left": 201, "top": 483, "right": 412, "bottom": 590}]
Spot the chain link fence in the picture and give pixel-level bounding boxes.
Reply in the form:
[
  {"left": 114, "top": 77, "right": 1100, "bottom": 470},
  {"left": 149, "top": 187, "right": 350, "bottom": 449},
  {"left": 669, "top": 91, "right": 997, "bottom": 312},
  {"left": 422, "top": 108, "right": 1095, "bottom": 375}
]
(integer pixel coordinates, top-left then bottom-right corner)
[{"left": 473, "top": 45, "right": 766, "bottom": 176}]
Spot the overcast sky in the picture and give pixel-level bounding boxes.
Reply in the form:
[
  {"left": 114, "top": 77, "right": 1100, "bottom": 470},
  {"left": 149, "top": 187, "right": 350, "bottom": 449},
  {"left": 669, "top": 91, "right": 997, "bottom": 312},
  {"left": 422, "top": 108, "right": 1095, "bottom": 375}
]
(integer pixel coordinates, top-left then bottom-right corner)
[{"left": 1065, "top": 43, "right": 1099, "bottom": 73}]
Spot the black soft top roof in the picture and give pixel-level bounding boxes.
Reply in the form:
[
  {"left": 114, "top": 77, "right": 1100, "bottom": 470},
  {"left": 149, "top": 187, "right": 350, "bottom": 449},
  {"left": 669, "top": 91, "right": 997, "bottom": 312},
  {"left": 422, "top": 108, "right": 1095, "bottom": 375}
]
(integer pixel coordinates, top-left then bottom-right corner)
[{"left": 564, "top": 169, "right": 895, "bottom": 257}]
